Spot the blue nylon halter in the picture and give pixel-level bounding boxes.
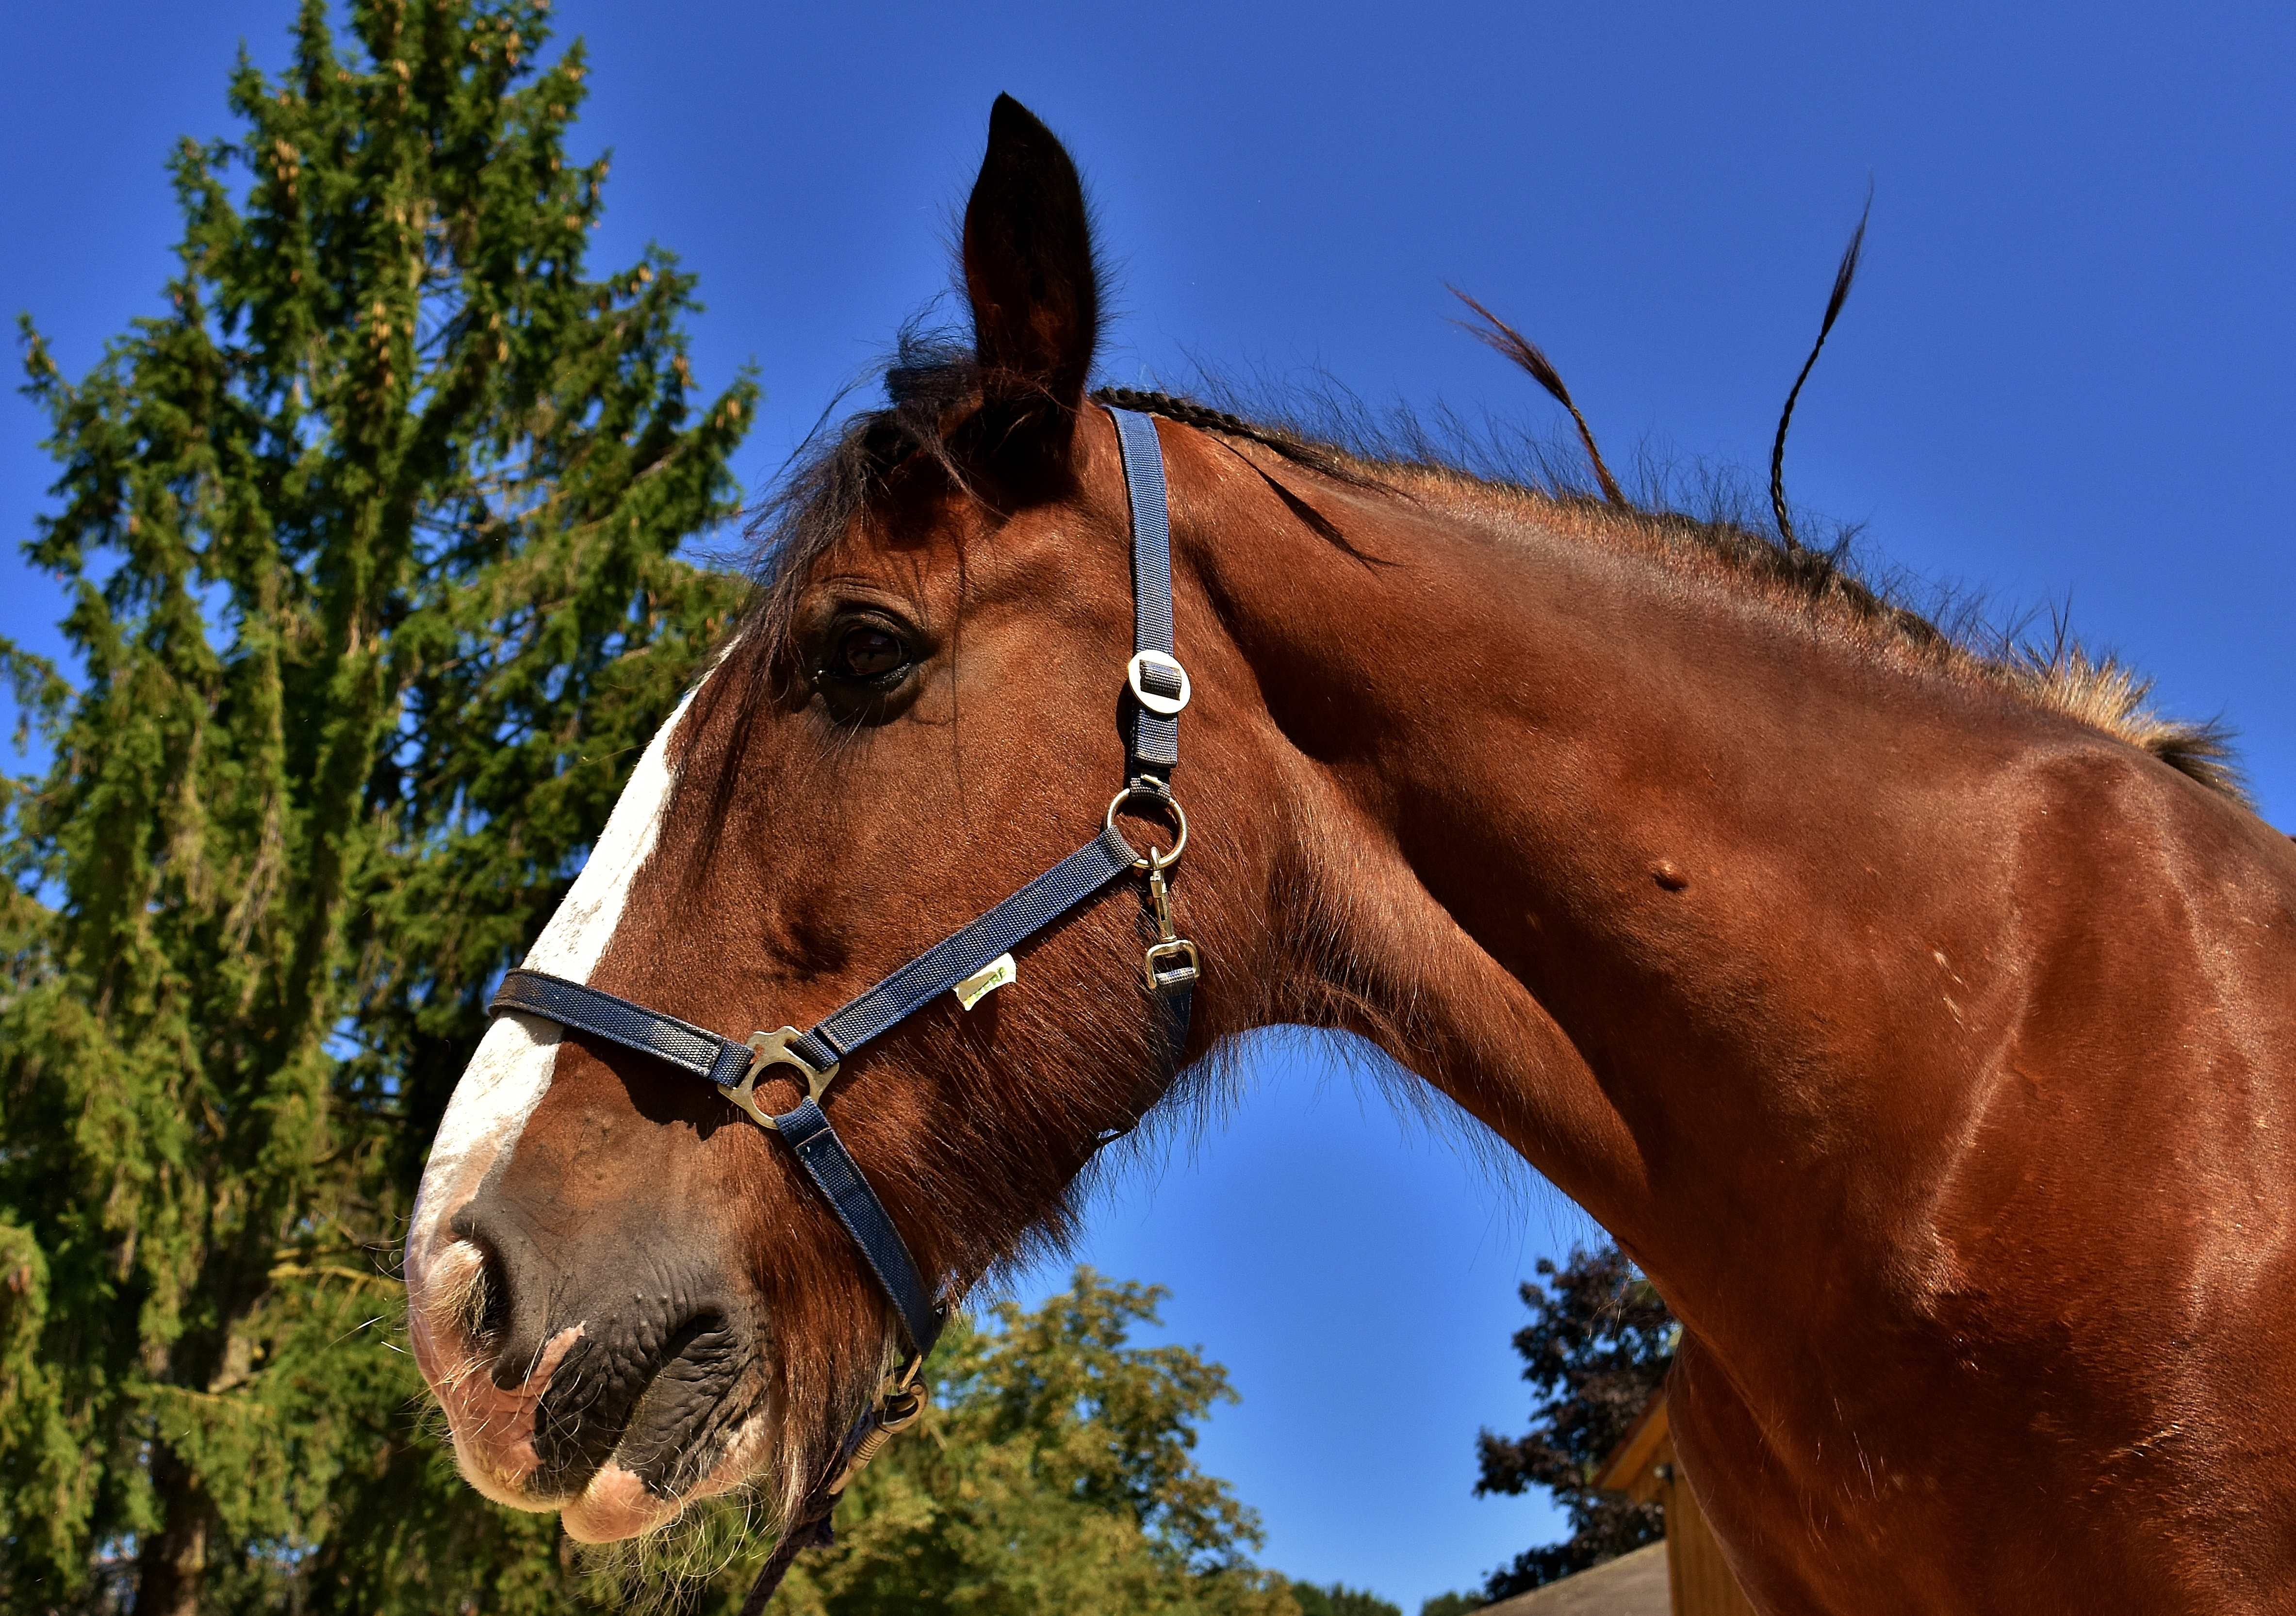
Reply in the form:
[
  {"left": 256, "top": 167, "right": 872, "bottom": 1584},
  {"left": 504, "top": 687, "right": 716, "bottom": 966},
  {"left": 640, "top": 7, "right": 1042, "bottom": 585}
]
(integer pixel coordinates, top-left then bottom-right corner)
[{"left": 484, "top": 407, "right": 1195, "bottom": 1367}]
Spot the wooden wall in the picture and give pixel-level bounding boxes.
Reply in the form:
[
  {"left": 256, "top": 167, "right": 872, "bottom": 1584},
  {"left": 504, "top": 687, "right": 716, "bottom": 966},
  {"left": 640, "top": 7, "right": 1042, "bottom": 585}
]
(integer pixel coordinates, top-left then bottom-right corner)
[
  {"left": 1598, "top": 1394, "right": 1758, "bottom": 1616},
  {"left": 1652, "top": 1452, "right": 1757, "bottom": 1616}
]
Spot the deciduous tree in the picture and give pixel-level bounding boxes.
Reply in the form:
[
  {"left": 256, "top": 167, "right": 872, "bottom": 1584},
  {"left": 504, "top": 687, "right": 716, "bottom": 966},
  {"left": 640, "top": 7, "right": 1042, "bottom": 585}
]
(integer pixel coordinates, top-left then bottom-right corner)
[
  {"left": 1473, "top": 1246, "right": 1675, "bottom": 1599},
  {"left": 1288, "top": 1583, "right": 1401, "bottom": 1616},
  {"left": 590, "top": 1270, "right": 1301, "bottom": 1616}
]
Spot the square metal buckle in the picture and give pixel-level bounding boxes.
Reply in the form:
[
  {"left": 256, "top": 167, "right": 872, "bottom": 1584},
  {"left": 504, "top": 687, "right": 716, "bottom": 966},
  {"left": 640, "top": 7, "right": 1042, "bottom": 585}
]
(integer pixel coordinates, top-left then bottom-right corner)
[
  {"left": 1143, "top": 938, "right": 1201, "bottom": 993},
  {"left": 727, "top": 1027, "right": 840, "bottom": 1131},
  {"left": 1126, "top": 649, "right": 1191, "bottom": 717}
]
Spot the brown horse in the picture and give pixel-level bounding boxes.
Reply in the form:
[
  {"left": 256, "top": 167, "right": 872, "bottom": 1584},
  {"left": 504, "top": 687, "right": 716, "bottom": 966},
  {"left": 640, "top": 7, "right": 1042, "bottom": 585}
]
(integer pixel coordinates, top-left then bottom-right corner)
[{"left": 405, "top": 95, "right": 2296, "bottom": 1613}]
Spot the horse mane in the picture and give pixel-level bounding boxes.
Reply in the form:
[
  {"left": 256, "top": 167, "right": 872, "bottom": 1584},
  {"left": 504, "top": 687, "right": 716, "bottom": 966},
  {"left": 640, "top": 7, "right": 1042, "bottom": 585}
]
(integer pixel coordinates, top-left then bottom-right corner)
[{"left": 734, "top": 348, "right": 2246, "bottom": 805}]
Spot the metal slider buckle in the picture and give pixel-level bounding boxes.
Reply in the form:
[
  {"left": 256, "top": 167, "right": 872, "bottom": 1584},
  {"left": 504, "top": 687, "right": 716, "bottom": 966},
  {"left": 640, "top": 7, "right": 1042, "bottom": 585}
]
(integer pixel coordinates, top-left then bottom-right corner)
[
  {"left": 1126, "top": 649, "right": 1191, "bottom": 717},
  {"left": 1144, "top": 937, "right": 1202, "bottom": 992},
  {"left": 728, "top": 1027, "right": 841, "bottom": 1131}
]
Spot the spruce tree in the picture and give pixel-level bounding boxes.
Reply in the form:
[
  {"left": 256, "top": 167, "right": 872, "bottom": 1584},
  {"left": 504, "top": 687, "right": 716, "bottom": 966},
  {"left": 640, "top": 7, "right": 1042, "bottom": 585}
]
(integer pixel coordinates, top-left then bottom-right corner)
[{"left": 0, "top": 3, "right": 751, "bottom": 1609}]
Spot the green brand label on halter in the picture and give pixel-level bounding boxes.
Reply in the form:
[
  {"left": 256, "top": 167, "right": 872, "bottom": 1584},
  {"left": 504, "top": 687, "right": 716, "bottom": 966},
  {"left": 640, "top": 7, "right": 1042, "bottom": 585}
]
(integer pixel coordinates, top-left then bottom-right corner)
[{"left": 952, "top": 953, "right": 1017, "bottom": 1011}]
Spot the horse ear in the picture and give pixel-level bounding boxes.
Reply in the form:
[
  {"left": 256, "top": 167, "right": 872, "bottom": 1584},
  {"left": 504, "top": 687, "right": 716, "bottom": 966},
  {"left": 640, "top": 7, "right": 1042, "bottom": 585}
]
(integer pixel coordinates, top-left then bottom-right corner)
[{"left": 963, "top": 95, "right": 1102, "bottom": 449}]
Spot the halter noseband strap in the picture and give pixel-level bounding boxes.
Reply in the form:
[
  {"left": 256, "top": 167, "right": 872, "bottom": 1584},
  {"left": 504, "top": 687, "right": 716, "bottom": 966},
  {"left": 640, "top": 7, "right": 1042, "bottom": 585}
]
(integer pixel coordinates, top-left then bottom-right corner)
[{"left": 483, "top": 401, "right": 1195, "bottom": 1380}]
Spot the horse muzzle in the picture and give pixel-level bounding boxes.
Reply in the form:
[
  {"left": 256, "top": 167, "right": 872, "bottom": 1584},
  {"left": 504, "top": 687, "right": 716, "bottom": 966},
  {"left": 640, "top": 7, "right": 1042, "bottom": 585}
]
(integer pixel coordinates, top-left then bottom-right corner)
[{"left": 407, "top": 1189, "right": 773, "bottom": 1541}]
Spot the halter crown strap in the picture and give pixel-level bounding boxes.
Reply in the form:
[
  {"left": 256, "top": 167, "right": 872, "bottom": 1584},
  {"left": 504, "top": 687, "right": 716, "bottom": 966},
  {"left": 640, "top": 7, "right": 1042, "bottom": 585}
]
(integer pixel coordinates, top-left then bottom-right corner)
[
  {"left": 484, "top": 404, "right": 1192, "bottom": 1369},
  {"left": 1113, "top": 409, "right": 1183, "bottom": 783}
]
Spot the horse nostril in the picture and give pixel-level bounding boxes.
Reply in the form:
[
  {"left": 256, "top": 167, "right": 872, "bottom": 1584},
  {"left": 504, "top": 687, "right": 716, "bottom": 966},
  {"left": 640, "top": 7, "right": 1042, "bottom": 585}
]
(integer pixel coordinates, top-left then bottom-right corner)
[
  {"left": 442, "top": 1184, "right": 756, "bottom": 1493},
  {"left": 455, "top": 1240, "right": 511, "bottom": 1353},
  {"left": 445, "top": 1208, "right": 552, "bottom": 1388}
]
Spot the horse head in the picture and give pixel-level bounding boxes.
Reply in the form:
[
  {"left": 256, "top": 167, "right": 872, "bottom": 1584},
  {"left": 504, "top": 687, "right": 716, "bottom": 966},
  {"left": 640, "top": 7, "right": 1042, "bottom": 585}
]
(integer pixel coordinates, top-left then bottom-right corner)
[{"left": 403, "top": 95, "right": 1305, "bottom": 1543}]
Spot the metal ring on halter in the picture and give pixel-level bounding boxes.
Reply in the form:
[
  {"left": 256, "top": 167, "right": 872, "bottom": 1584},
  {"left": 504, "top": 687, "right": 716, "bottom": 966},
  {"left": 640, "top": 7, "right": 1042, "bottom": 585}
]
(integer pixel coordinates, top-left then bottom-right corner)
[
  {"left": 1105, "top": 784, "right": 1188, "bottom": 871},
  {"left": 725, "top": 1028, "right": 840, "bottom": 1132}
]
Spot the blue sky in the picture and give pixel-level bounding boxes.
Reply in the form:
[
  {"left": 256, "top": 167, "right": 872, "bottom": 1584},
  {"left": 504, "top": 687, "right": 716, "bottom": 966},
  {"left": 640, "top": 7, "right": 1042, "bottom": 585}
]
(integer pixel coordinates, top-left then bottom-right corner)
[{"left": 6, "top": 1, "right": 2291, "bottom": 1608}]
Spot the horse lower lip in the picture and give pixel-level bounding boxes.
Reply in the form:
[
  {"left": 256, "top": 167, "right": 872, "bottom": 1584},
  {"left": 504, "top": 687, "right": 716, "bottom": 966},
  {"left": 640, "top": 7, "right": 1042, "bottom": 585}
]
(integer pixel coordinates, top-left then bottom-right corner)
[
  {"left": 529, "top": 1314, "right": 748, "bottom": 1498},
  {"left": 614, "top": 1374, "right": 751, "bottom": 1497}
]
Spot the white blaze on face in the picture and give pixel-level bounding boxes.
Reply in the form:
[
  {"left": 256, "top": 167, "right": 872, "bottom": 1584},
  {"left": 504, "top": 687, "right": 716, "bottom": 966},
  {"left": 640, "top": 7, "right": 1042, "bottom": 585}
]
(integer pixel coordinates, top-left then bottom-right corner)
[{"left": 405, "top": 674, "right": 708, "bottom": 1317}]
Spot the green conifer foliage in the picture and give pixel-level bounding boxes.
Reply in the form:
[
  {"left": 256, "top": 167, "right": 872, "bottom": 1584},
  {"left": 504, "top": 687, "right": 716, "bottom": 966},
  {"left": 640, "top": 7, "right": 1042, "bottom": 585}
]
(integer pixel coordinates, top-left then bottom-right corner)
[{"left": 0, "top": 3, "right": 751, "bottom": 1608}]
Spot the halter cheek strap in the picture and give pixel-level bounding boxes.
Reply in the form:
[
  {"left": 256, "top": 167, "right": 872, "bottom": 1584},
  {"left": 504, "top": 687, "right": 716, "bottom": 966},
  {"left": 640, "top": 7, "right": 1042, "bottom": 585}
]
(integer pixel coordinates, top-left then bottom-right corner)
[{"left": 483, "top": 403, "right": 1196, "bottom": 1371}]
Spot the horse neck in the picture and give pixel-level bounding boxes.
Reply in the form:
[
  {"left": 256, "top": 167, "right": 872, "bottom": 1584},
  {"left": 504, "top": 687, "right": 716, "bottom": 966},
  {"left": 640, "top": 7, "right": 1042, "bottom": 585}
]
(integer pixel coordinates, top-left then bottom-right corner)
[{"left": 1184, "top": 451, "right": 2063, "bottom": 1347}]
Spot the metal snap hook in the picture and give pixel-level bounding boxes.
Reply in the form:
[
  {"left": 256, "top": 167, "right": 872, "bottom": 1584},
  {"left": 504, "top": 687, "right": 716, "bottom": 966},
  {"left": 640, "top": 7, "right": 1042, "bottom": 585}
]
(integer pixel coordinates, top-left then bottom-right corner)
[{"left": 1141, "top": 862, "right": 1202, "bottom": 990}]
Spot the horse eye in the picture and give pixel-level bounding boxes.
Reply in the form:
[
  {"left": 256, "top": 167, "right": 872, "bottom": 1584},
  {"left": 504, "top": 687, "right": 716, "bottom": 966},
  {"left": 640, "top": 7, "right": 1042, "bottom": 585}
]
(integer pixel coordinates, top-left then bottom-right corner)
[{"left": 833, "top": 626, "right": 908, "bottom": 681}]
